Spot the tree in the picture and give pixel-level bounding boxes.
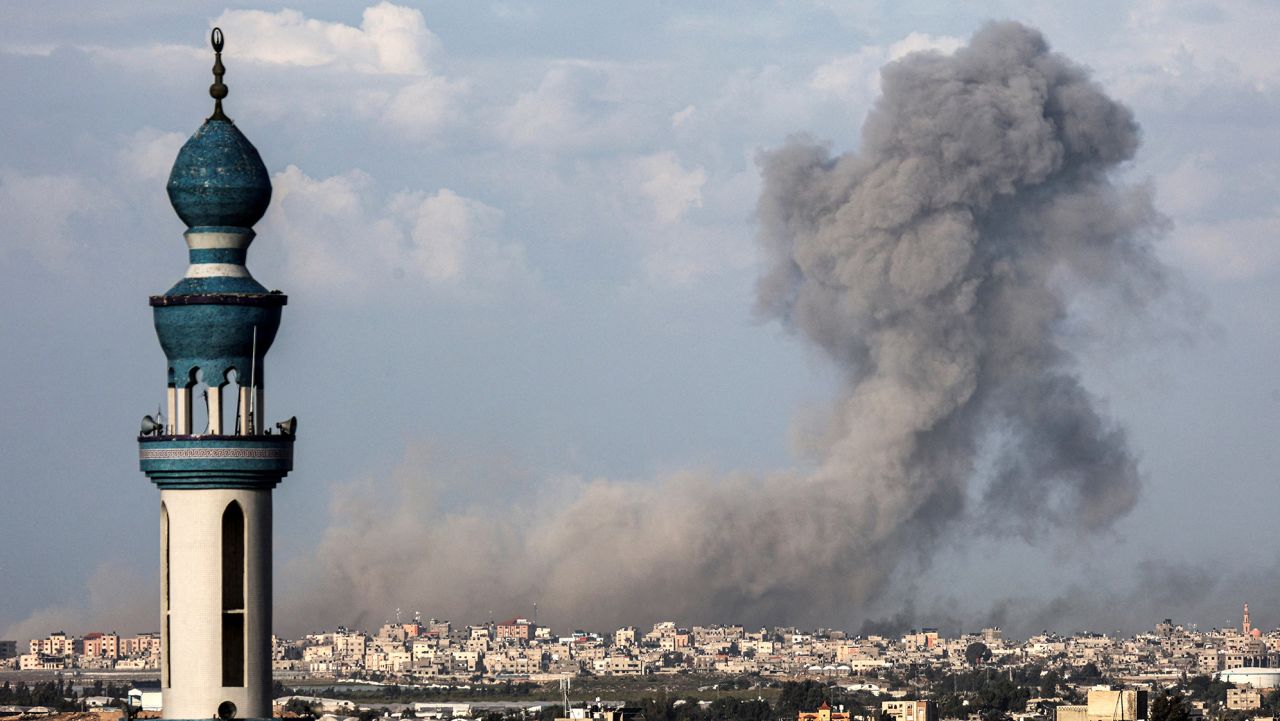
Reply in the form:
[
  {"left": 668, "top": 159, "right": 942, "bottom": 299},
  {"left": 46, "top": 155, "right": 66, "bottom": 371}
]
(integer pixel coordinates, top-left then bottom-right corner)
[
  {"left": 1077, "top": 662, "right": 1102, "bottom": 681},
  {"left": 1039, "top": 670, "right": 1061, "bottom": 697},
  {"left": 1262, "top": 689, "right": 1280, "bottom": 716},
  {"left": 283, "top": 698, "right": 317, "bottom": 719},
  {"left": 1184, "top": 675, "right": 1229, "bottom": 704},
  {"left": 1150, "top": 692, "right": 1191, "bottom": 721},
  {"left": 965, "top": 642, "right": 992, "bottom": 666},
  {"left": 776, "top": 681, "right": 831, "bottom": 718}
]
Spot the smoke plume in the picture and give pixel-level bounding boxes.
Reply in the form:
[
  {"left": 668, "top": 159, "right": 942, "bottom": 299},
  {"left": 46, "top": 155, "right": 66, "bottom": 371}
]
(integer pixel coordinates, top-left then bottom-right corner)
[
  {"left": 282, "top": 21, "right": 1167, "bottom": 634},
  {"left": 2, "top": 562, "right": 158, "bottom": 641}
]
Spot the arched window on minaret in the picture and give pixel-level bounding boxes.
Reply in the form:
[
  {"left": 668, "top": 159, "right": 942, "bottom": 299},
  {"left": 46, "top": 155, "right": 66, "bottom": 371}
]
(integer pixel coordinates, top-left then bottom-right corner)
[
  {"left": 208, "top": 369, "right": 227, "bottom": 436},
  {"left": 226, "top": 368, "right": 243, "bottom": 436},
  {"left": 221, "top": 501, "right": 245, "bottom": 687},
  {"left": 191, "top": 369, "right": 210, "bottom": 436},
  {"left": 161, "top": 502, "right": 171, "bottom": 687}
]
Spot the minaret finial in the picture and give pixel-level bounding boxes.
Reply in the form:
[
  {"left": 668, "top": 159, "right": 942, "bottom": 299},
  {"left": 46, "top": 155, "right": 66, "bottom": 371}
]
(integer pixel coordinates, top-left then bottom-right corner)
[{"left": 209, "top": 27, "right": 229, "bottom": 122}]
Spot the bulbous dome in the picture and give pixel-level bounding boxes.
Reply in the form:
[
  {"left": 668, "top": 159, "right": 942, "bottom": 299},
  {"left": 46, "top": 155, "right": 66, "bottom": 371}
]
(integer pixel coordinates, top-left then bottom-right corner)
[{"left": 166, "top": 119, "right": 271, "bottom": 229}]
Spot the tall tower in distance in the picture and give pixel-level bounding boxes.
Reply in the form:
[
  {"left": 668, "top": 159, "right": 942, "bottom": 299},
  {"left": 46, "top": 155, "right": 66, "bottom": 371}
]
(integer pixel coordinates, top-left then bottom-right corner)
[
  {"left": 1244, "top": 603, "right": 1251, "bottom": 636},
  {"left": 138, "top": 28, "right": 295, "bottom": 721}
]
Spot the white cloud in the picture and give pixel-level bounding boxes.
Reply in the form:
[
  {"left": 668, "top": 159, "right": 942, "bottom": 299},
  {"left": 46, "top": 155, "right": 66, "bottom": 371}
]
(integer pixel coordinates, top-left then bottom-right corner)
[
  {"left": 389, "top": 188, "right": 513, "bottom": 284},
  {"left": 117, "top": 127, "right": 186, "bottom": 182},
  {"left": 634, "top": 151, "right": 706, "bottom": 225},
  {"left": 637, "top": 223, "right": 747, "bottom": 287},
  {"left": 701, "top": 31, "right": 960, "bottom": 148},
  {"left": 810, "top": 32, "right": 961, "bottom": 103},
  {"left": 264, "top": 166, "right": 378, "bottom": 289},
  {"left": 0, "top": 127, "right": 190, "bottom": 273},
  {"left": 201, "top": 4, "right": 465, "bottom": 139},
  {"left": 0, "top": 169, "right": 109, "bottom": 269},
  {"left": 1124, "top": 0, "right": 1280, "bottom": 88},
  {"left": 1072, "top": 0, "right": 1280, "bottom": 285},
  {"left": 707, "top": 63, "right": 835, "bottom": 142},
  {"left": 490, "top": 2, "right": 538, "bottom": 23},
  {"left": 807, "top": 0, "right": 884, "bottom": 34},
  {"left": 212, "top": 2, "right": 437, "bottom": 75},
  {"left": 1166, "top": 214, "right": 1280, "bottom": 281},
  {"left": 381, "top": 75, "right": 470, "bottom": 139},
  {"left": 810, "top": 46, "right": 885, "bottom": 100},
  {"left": 612, "top": 152, "right": 755, "bottom": 286},
  {"left": 264, "top": 165, "right": 527, "bottom": 296},
  {"left": 56, "top": 5, "right": 464, "bottom": 141},
  {"left": 1155, "top": 150, "right": 1280, "bottom": 282},
  {"left": 671, "top": 104, "right": 696, "bottom": 128},
  {"left": 1155, "top": 149, "right": 1280, "bottom": 282},
  {"left": 887, "top": 32, "right": 964, "bottom": 61},
  {"left": 1078, "top": 0, "right": 1280, "bottom": 109},
  {"left": 496, "top": 60, "right": 654, "bottom": 150},
  {"left": 0, "top": 43, "right": 57, "bottom": 56},
  {"left": 498, "top": 61, "right": 607, "bottom": 148},
  {"left": 1157, "top": 151, "right": 1223, "bottom": 219}
]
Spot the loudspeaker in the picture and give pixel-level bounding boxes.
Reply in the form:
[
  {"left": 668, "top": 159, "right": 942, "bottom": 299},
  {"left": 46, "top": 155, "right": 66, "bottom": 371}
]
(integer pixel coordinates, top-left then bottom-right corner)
[
  {"left": 140, "top": 415, "right": 162, "bottom": 436},
  {"left": 275, "top": 416, "right": 297, "bottom": 436}
]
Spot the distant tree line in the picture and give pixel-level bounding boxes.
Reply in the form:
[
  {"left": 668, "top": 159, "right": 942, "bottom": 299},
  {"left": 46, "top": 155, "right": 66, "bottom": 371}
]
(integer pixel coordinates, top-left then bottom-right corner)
[
  {"left": 0, "top": 679, "right": 130, "bottom": 710},
  {"left": 296, "top": 680, "right": 541, "bottom": 702}
]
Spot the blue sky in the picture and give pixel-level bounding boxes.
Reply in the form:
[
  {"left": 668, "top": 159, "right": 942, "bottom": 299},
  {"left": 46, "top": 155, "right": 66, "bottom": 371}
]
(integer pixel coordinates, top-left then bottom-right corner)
[{"left": 4, "top": 0, "right": 1280, "bottom": 640}]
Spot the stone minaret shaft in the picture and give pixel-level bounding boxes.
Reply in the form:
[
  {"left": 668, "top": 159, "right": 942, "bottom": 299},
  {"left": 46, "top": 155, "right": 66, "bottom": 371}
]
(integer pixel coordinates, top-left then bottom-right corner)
[{"left": 139, "top": 28, "right": 295, "bottom": 721}]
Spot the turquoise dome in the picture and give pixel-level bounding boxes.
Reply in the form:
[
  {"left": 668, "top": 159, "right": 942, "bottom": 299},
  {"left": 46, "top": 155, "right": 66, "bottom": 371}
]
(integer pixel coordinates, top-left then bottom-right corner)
[{"left": 166, "top": 119, "right": 271, "bottom": 230}]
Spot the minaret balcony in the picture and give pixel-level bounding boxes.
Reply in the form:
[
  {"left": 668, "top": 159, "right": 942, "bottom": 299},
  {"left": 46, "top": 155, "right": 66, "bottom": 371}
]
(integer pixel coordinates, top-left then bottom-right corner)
[{"left": 138, "top": 434, "right": 294, "bottom": 489}]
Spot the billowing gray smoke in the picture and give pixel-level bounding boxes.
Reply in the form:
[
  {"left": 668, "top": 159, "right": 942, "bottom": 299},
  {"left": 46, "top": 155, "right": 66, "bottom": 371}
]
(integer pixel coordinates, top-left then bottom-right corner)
[
  {"left": 756, "top": 20, "right": 1163, "bottom": 541},
  {"left": 279, "top": 21, "right": 1166, "bottom": 634}
]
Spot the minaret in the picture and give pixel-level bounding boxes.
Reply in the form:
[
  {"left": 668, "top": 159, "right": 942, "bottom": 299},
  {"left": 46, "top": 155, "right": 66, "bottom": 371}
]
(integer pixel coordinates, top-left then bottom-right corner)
[
  {"left": 138, "top": 28, "right": 295, "bottom": 721},
  {"left": 1244, "top": 603, "right": 1251, "bottom": 636}
]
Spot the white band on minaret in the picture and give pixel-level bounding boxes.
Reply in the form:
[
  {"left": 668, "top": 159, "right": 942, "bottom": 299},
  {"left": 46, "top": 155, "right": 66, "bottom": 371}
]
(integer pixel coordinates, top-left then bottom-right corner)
[
  {"left": 186, "top": 263, "right": 252, "bottom": 278},
  {"left": 185, "top": 231, "right": 255, "bottom": 279},
  {"left": 186, "top": 231, "right": 253, "bottom": 250}
]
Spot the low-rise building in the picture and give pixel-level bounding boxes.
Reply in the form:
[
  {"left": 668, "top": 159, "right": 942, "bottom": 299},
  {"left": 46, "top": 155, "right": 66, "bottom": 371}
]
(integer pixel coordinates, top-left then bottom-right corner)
[
  {"left": 496, "top": 619, "right": 533, "bottom": 643},
  {"left": 799, "top": 702, "right": 852, "bottom": 721},
  {"left": 1056, "top": 687, "right": 1148, "bottom": 721},
  {"left": 129, "top": 682, "right": 163, "bottom": 712},
  {"left": 1228, "top": 689, "right": 1262, "bottom": 711},
  {"left": 882, "top": 700, "right": 936, "bottom": 721}
]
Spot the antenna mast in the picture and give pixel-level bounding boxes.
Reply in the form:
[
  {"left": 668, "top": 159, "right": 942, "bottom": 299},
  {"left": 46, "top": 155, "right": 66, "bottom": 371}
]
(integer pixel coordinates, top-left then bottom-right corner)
[{"left": 249, "top": 325, "right": 257, "bottom": 433}]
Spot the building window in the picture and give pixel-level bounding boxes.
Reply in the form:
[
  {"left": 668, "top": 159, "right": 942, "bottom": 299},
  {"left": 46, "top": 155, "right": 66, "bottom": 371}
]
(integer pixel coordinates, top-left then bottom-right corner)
[{"left": 221, "top": 501, "right": 245, "bottom": 687}]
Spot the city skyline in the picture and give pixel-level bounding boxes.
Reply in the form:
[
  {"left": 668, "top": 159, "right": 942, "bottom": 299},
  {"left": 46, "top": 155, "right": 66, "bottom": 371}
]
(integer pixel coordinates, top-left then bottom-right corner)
[
  {"left": 8, "top": 604, "right": 1280, "bottom": 680},
  {"left": 5, "top": 0, "right": 1280, "bottom": 642},
  {"left": 6, "top": 603, "right": 1277, "bottom": 647}
]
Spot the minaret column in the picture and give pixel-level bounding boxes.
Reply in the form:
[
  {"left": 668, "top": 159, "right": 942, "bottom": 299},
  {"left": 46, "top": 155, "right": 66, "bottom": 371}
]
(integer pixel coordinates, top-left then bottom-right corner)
[
  {"left": 208, "top": 384, "right": 223, "bottom": 435},
  {"left": 161, "top": 488, "right": 272, "bottom": 719},
  {"left": 167, "top": 386, "right": 178, "bottom": 434},
  {"left": 238, "top": 386, "right": 253, "bottom": 435},
  {"left": 175, "top": 386, "right": 191, "bottom": 435}
]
